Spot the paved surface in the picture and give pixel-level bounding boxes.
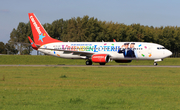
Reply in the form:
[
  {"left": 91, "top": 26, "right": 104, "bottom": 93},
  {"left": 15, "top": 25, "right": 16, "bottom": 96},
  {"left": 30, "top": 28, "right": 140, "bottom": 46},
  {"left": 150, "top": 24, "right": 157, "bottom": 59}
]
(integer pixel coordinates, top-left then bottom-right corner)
[{"left": 0, "top": 65, "right": 180, "bottom": 67}]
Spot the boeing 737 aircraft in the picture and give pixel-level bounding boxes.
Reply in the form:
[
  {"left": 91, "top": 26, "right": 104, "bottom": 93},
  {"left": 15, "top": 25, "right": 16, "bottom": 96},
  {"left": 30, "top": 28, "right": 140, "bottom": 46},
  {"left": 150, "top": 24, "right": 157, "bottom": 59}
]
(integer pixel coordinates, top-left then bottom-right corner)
[{"left": 28, "top": 13, "right": 172, "bottom": 66}]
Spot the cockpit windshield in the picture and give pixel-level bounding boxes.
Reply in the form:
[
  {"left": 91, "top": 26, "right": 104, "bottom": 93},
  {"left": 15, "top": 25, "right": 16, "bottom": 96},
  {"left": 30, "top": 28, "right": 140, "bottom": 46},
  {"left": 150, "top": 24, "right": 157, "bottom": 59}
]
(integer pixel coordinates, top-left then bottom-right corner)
[{"left": 157, "top": 47, "right": 166, "bottom": 49}]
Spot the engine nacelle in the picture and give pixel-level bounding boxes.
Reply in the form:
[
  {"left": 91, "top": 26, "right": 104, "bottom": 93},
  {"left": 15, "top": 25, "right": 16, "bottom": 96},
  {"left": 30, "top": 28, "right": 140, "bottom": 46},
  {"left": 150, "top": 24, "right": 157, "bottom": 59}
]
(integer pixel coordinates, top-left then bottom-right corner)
[
  {"left": 91, "top": 54, "right": 110, "bottom": 63},
  {"left": 115, "top": 60, "right": 132, "bottom": 63}
]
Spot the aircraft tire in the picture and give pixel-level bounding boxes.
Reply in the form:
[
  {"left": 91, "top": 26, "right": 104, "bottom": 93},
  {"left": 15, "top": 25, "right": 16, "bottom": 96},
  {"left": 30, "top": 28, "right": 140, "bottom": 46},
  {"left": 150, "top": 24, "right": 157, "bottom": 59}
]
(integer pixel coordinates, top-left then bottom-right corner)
[
  {"left": 154, "top": 62, "right": 158, "bottom": 66},
  {"left": 99, "top": 63, "right": 106, "bottom": 65},
  {"left": 86, "top": 61, "right": 92, "bottom": 65}
]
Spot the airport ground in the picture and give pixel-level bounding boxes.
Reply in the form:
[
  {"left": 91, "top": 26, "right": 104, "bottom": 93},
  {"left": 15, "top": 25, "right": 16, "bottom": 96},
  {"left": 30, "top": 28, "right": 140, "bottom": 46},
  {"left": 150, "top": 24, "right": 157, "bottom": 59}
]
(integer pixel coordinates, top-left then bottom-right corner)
[
  {"left": 0, "top": 55, "right": 180, "bottom": 109},
  {"left": 0, "top": 55, "right": 180, "bottom": 65}
]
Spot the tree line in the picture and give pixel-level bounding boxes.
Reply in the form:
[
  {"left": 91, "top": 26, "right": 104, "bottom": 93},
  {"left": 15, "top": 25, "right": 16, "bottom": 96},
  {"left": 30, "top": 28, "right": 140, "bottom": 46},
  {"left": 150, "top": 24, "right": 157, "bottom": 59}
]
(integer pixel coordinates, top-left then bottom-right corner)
[
  {"left": 0, "top": 42, "right": 18, "bottom": 54},
  {"left": 4, "top": 15, "right": 180, "bottom": 57}
]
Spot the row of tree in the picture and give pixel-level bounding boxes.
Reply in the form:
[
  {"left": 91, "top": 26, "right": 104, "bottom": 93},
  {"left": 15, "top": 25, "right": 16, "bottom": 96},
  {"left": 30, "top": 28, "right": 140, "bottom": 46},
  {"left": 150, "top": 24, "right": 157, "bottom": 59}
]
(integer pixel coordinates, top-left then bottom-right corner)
[
  {"left": 0, "top": 42, "right": 18, "bottom": 54},
  {"left": 6, "top": 15, "right": 180, "bottom": 57}
]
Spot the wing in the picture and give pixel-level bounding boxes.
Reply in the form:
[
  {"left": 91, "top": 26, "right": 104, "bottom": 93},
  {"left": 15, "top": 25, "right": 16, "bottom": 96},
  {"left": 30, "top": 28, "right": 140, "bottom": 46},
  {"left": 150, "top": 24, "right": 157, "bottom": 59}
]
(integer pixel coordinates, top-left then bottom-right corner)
[{"left": 39, "top": 47, "right": 95, "bottom": 56}]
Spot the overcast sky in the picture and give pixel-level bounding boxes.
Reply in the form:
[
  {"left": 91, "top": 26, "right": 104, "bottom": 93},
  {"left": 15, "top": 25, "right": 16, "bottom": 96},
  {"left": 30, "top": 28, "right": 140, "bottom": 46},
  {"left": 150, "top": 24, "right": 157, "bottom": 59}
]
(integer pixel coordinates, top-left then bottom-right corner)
[{"left": 1, "top": 0, "right": 180, "bottom": 44}]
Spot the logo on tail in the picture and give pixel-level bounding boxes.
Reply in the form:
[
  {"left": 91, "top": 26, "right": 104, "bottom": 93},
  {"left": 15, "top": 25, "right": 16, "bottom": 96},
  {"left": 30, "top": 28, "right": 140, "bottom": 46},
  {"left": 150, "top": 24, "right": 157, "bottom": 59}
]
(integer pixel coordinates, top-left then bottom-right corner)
[
  {"left": 30, "top": 15, "right": 45, "bottom": 42},
  {"left": 29, "top": 13, "right": 62, "bottom": 45}
]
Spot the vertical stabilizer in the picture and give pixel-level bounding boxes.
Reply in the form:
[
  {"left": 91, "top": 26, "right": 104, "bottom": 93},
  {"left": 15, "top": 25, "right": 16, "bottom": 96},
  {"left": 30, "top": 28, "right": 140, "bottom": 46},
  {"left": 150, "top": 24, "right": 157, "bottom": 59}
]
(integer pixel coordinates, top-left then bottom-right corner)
[{"left": 28, "top": 13, "right": 62, "bottom": 45}]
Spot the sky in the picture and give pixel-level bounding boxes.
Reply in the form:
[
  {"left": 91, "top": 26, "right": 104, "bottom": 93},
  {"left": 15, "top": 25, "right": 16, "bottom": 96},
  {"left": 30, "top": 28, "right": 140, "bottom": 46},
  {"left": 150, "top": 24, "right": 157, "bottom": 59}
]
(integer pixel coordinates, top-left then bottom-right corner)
[{"left": 0, "top": 0, "right": 180, "bottom": 54}]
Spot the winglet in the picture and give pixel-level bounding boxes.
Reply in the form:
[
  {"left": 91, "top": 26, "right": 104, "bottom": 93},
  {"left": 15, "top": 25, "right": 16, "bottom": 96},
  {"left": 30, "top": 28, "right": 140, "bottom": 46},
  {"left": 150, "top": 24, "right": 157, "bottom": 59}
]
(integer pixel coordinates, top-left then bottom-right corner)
[
  {"left": 28, "top": 36, "right": 38, "bottom": 50},
  {"left": 113, "top": 39, "right": 116, "bottom": 42}
]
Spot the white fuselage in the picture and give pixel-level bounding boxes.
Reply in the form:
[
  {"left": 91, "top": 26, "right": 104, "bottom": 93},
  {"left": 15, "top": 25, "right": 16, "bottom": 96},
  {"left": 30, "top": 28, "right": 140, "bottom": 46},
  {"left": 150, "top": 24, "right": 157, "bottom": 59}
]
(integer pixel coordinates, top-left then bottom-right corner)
[{"left": 37, "top": 42, "right": 172, "bottom": 61}]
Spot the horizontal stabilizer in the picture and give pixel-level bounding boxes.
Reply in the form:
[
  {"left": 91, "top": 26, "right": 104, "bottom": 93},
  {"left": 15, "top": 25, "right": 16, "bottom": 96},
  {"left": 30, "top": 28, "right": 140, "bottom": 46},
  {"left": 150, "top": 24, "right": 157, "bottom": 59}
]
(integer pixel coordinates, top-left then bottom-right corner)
[{"left": 28, "top": 36, "right": 38, "bottom": 50}]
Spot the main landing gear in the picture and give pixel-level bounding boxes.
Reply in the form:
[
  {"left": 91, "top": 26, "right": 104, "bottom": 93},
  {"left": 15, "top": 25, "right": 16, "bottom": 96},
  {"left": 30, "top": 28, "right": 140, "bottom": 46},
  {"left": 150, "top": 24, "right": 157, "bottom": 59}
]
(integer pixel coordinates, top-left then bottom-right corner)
[
  {"left": 154, "top": 62, "right": 158, "bottom": 66},
  {"left": 99, "top": 63, "right": 106, "bottom": 65},
  {"left": 86, "top": 60, "right": 92, "bottom": 65},
  {"left": 85, "top": 60, "right": 106, "bottom": 65}
]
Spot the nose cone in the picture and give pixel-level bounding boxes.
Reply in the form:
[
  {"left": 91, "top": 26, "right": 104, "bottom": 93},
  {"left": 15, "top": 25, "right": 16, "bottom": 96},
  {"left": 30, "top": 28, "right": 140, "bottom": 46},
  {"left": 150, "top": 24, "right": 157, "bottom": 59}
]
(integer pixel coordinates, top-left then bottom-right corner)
[{"left": 166, "top": 50, "right": 172, "bottom": 57}]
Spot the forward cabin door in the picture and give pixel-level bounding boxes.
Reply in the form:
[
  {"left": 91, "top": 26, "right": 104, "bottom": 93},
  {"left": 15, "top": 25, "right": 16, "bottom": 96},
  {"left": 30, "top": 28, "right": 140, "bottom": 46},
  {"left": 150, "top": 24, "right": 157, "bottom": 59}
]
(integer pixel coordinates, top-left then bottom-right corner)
[
  {"left": 148, "top": 47, "right": 152, "bottom": 54},
  {"left": 147, "top": 46, "right": 152, "bottom": 58}
]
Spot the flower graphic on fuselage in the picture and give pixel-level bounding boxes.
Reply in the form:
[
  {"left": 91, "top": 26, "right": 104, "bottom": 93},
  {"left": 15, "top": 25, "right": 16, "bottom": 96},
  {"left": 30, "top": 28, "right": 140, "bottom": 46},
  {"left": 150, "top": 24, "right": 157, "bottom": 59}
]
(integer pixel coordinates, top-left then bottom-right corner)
[{"left": 149, "top": 54, "right": 152, "bottom": 57}]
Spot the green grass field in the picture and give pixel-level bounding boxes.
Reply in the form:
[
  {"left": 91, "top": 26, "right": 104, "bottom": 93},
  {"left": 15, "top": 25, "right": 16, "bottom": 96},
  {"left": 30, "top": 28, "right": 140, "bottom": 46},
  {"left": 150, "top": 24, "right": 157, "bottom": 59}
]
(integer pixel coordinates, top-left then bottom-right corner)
[
  {"left": 0, "top": 55, "right": 180, "bottom": 65},
  {"left": 1, "top": 66, "right": 180, "bottom": 110}
]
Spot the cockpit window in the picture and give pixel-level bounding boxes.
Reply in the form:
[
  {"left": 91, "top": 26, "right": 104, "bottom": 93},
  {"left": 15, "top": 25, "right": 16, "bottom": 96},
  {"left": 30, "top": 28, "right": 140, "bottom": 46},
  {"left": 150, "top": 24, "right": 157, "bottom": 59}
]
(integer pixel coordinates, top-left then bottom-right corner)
[{"left": 157, "top": 47, "right": 166, "bottom": 49}]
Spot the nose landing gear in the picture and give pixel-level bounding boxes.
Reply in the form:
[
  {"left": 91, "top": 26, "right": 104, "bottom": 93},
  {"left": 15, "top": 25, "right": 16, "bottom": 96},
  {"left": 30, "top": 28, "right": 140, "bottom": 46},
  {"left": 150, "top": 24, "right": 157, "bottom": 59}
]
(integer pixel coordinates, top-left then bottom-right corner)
[
  {"left": 154, "top": 62, "right": 158, "bottom": 66},
  {"left": 153, "top": 59, "right": 163, "bottom": 66}
]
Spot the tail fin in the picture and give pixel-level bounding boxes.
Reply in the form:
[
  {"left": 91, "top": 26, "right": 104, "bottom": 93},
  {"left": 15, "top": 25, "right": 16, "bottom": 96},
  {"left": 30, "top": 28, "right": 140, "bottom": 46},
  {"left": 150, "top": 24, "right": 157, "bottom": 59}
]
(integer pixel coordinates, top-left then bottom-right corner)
[{"left": 28, "top": 13, "right": 62, "bottom": 45}]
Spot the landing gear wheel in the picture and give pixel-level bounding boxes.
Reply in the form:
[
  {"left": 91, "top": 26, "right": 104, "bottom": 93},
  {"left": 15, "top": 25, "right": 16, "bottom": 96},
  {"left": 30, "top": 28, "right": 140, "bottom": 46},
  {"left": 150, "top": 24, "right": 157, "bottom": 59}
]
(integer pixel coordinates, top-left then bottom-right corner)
[
  {"left": 99, "top": 63, "right": 106, "bottom": 65},
  {"left": 154, "top": 62, "right": 158, "bottom": 66},
  {"left": 86, "top": 60, "right": 92, "bottom": 65}
]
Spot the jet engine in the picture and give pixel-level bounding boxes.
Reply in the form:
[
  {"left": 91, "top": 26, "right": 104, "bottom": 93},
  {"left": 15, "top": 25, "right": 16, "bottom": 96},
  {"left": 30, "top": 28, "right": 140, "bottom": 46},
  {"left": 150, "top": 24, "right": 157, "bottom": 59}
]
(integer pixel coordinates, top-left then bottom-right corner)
[{"left": 91, "top": 54, "right": 110, "bottom": 63}]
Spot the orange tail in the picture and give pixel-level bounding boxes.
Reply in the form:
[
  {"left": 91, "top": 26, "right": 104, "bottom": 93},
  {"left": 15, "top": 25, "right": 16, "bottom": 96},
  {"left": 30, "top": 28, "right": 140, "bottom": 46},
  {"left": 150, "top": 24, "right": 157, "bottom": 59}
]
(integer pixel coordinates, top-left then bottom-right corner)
[{"left": 28, "top": 13, "right": 62, "bottom": 45}]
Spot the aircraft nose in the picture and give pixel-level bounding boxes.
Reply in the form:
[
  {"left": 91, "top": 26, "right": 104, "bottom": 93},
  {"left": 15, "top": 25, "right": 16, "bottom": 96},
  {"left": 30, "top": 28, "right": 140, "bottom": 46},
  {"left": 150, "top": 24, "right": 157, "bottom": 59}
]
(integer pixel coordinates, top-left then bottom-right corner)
[{"left": 167, "top": 50, "right": 172, "bottom": 56}]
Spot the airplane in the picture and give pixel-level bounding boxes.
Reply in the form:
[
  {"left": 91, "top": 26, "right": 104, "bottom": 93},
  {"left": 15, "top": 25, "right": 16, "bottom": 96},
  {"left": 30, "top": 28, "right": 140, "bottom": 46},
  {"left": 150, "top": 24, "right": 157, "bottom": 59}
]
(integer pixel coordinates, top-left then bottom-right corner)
[{"left": 28, "top": 13, "right": 172, "bottom": 66}]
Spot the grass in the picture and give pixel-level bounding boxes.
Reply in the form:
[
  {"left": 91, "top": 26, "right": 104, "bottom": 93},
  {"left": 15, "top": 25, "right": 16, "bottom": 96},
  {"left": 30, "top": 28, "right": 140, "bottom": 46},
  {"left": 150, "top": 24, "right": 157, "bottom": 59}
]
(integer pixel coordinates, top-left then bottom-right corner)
[
  {"left": 0, "top": 67, "right": 180, "bottom": 109},
  {"left": 0, "top": 55, "right": 180, "bottom": 65}
]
